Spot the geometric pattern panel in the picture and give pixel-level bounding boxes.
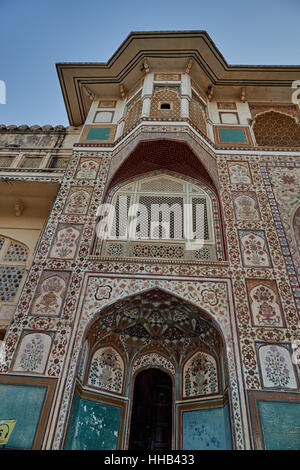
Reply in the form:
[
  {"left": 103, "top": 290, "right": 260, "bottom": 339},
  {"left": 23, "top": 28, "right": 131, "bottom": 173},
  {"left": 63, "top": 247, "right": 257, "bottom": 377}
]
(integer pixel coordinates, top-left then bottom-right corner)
[
  {"left": 132, "top": 352, "right": 175, "bottom": 376},
  {"left": 253, "top": 111, "right": 300, "bottom": 147},
  {"left": 3, "top": 241, "right": 28, "bottom": 262},
  {"left": 0, "top": 266, "right": 25, "bottom": 302}
]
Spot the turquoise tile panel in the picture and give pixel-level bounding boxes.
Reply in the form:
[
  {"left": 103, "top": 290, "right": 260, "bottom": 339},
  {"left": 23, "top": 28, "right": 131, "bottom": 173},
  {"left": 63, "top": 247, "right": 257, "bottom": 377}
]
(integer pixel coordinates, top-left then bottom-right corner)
[
  {"left": 86, "top": 127, "right": 111, "bottom": 141},
  {"left": 218, "top": 128, "right": 247, "bottom": 143},
  {"left": 181, "top": 404, "right": 232, "bottom": 450},
  {"left": 258, "top": 400, "right": 300, "bottom": 450},
  {"left": 65, "top": 393, "right": 122, "bottom": 450},
  {"left": 0, "top": 384, "right": 46, "bottom": 449}
]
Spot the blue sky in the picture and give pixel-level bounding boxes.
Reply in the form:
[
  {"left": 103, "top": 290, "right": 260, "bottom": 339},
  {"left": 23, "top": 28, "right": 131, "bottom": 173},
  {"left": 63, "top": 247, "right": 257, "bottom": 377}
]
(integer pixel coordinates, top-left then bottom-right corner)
[{"left": 1, "top": 0, "right": 300, "bottom": 126}]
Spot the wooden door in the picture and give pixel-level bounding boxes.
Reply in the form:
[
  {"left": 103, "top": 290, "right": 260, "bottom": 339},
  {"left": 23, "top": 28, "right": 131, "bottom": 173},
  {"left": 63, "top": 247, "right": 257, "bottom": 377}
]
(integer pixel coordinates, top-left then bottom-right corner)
[{"left": 128, "top": 369, "right": 172, "bottom": 450}]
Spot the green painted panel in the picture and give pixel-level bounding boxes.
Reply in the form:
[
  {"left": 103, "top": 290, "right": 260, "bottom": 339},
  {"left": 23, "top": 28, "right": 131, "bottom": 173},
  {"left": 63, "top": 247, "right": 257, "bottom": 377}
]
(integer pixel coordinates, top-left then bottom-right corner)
[
  {"left": 86, "top": 127, "right": 111, "bottom": 141},
  {"left": 258, "top": 400, "right": 300, "bottom": 450},
  {"left": 181, "top": 404, "right": 232, "bottom": 450},
  {"left": 218, "top": 128, "right": 247, "bottom": 143},
  {"left": 0, "top": 384, "right": 46, "bottom": 449},
  {"left": 65, "top": 393, "right": 122, "bottom": 450}
]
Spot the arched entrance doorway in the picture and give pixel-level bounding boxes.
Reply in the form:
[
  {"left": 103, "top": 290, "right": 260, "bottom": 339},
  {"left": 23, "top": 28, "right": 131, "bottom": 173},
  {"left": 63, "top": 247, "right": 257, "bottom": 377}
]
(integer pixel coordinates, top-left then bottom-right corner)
[
  {"left": 129, "top": 369, "right": 172, "bottom": 450},
  {"left": 65, "top": 288, "right": 233, "bottom": 450}
]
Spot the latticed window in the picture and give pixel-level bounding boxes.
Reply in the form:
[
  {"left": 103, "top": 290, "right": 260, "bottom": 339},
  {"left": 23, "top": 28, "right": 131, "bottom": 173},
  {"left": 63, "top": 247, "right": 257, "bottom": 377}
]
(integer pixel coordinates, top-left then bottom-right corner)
[
  {"left": 20, "top": 157, "right": 42, "bottom": 168},
  {"left": 189, "top": 91, "right": 207, "bottom": 135},
  {"left": 123, "top": 92, "right": 143, "bottom": 134},
  {"left": 0, "top": 236, "right": 28, "bottom": 303},
  {"left": 99, "top": 174, "right": 223, "bottom": 261}
]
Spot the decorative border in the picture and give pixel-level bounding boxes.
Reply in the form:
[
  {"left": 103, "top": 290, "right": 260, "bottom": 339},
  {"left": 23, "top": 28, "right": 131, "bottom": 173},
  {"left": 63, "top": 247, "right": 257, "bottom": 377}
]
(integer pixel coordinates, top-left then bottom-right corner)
[{"left": 260, "top": 162, "right": 300, "bottom": 312}]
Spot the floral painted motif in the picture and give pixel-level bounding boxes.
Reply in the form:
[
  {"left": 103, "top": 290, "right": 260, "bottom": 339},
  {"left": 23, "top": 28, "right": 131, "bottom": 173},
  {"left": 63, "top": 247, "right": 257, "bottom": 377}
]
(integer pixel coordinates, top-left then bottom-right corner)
[
  {"left": 233, "top": 193, "right": 260, "bottom": 221},
  {"left": 248, "top": 281, "right": 284, "bottom": 327},
  {"left": 12, "top": 332, "right": 52, "bottom": 374},
  {"left": 31, "top": 275, "right": 67, "bottom": 316},
  {"left": 76, "top": 159, "right": 99, "bottom": 179},
  {"left": 259, "top": 344, "right": 298, "bottom": 389},
  {"left": 50, "top": 226, "right": 81, "bottom": 259},
  {"left": 183, "top": 351, "right": 218, "bottom": 398},
  {"left": 87, "top": 346, "right": 124, "bottom": 394},
  {"left": 65, "top": 189, "right": 91, "bottom": 214},
  {"left": 228, "top": 162, "right": 252, "bottom": 184},
  {"left": 239, "top": 231, "right": 271, "bottom": 267},
  {"left": 95, "top": 284, "right": 112, "bottom": 300}
]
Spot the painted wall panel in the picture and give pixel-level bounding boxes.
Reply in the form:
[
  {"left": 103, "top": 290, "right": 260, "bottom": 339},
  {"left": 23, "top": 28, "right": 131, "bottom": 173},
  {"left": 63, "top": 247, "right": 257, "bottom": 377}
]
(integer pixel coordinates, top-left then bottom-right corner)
[
  {"left": 65, "top": 393, "right": 122, "bottom": 450},
  {"left": 258, "top": 401, "right": 300, "bottom": 450},
  {"left": 0, "top": 383, "right": 46, "bottom": 449},
  {"left": 181, "top": 404, "right": 232, "bottom": 450}
]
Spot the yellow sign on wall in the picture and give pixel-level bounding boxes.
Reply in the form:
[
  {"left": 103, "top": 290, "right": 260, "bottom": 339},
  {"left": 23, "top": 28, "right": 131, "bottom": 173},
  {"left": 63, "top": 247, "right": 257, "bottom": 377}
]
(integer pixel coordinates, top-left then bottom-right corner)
[{"left": 0, "top": 420, "right": 16, "bottom": 446}]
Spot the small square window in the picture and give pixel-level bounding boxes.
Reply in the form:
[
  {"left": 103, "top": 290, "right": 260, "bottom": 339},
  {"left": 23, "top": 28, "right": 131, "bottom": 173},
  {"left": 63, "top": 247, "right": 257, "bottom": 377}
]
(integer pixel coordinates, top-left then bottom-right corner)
[{"left": 160, "top": 103, "right": 171, "bottom": 110}]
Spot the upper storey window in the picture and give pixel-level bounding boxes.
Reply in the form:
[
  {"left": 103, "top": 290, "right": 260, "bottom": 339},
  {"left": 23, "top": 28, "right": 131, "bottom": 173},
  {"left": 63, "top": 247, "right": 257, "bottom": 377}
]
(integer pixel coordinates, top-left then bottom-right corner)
[
  {"left": 150, "top": 86, "right": 181, "bottom": 120},
  {"left": 98, "top": 173, "right": 224, "bottom": 262},
  {"left": 0, "top": 236, "right": 28, "bottom": 304}
]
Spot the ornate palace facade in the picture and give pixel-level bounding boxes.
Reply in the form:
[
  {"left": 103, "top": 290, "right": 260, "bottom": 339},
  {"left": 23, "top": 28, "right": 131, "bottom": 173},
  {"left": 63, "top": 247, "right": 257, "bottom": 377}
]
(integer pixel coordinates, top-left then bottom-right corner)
[{"left": 1, "top": 31, "right": 300, "bottom": 450}]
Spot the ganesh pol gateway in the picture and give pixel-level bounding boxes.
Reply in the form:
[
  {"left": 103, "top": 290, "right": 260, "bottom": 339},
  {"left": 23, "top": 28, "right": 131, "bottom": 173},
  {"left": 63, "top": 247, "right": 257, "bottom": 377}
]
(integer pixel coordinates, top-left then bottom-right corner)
[{"left": 0, "top": 30, "right": 300, "bottom": 451}]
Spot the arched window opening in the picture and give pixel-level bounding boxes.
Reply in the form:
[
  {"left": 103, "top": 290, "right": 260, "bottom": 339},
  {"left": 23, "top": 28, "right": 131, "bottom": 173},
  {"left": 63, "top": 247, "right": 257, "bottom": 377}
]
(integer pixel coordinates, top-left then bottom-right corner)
[{"left": 98, "top": 173, "right": 223, "bottom": 261}]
